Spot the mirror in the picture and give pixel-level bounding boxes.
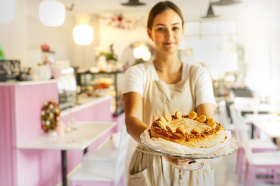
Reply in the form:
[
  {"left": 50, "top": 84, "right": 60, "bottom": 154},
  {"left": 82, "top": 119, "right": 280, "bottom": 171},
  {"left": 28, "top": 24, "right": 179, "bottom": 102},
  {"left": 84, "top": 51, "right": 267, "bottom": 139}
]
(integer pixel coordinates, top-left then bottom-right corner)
[{"left": 121, "top": 41, "right": 155, "bottom": 68}]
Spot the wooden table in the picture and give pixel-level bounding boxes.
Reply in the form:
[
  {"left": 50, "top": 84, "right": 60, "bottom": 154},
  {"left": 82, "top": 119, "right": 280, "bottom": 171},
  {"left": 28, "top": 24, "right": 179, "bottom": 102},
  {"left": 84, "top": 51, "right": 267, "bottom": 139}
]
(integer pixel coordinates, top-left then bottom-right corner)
[
  {"left": 245, "top": 114, "right": 280, "bottom": 142},
  {"left": 17, "top": 121, "right": 116, "bottom": 186}
]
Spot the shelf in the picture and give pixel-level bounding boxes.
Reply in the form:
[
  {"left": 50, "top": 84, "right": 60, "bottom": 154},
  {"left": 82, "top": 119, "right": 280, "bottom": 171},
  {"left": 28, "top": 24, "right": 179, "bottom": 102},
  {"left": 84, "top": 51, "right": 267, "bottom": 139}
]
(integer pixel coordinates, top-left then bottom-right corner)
[{"left": 77, "top": 71, "right": 124, "bottom": 117}]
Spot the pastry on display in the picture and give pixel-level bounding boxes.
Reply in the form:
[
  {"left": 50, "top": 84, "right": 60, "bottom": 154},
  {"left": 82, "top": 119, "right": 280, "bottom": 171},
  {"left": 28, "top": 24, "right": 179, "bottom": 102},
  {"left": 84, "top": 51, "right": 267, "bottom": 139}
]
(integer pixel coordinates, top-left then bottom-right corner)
[{"left": 150, "top": 111, "right": 227, "bottom": 148}]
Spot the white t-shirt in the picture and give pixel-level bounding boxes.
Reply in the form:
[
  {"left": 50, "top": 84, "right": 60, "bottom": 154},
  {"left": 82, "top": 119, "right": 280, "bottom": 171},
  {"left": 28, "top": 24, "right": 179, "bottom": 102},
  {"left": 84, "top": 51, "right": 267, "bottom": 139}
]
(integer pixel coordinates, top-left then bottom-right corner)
[{"left": 122, "top": 62, "right": 216, "bottom": 108}]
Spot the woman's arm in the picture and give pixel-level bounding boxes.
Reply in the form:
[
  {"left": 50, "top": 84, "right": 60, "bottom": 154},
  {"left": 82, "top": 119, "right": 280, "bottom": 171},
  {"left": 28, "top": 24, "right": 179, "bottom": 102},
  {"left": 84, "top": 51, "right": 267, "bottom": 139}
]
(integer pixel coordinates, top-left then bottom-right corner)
[
  {"left": 197, "top": 103, "right": 215, "bottom": 118},
  {"left": 123, "top": 92, "right": 148, "bottom": 143},
  {"left": 164, "top": 103, "right": 215, "bottom": 166}
]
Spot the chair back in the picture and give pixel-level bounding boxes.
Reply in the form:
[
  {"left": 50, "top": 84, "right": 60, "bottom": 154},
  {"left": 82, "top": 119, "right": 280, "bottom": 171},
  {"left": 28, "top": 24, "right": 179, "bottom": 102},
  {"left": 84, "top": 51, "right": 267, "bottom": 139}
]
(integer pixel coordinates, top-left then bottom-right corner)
[
  {"left": 218, "top": 100, "right": 230, "bottom": 128},
  {"left": 229, "top": 104, "right": 241, "bottom": 129},
  {"left": 238, "top": 121, "right": 254, "bottom": 164},
  {"left": 113, "top": 125, "right": 130, "bottom": 181},
  {"left": 234, "top": 97, "right": 260, "bottom": 115},
  {"left": 230, "top": 104, "right": 247, "bottom": 143}
]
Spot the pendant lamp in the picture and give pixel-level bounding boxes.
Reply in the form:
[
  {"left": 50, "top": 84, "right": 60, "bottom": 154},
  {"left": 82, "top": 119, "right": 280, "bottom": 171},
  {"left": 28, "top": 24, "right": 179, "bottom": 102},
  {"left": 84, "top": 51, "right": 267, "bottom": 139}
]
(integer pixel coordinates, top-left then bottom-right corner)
[
  {"left": 202, "top": 3, "right": 219, "bottom": 18},
  {"left": 121, "top": 0, "right": 146, "bottom": 6},
  {"left": 39, "top": 0, "right": 65, "bottom": 27},
  {"left": 211, "top": 0, "right": 242, "bottom": 6},
  {"left": 73, "top": 14, "right": 94, "bottom": 45},
  {"left": 0, "top": 0, "right": 16, "bottom": 24}
]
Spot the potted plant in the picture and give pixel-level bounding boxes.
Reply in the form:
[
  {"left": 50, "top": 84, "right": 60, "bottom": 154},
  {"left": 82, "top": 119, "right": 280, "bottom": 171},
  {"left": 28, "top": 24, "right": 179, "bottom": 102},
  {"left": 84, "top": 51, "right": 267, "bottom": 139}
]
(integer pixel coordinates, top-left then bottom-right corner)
[{"left": 96, "top": 44, "right": 120, "bottom": 71}]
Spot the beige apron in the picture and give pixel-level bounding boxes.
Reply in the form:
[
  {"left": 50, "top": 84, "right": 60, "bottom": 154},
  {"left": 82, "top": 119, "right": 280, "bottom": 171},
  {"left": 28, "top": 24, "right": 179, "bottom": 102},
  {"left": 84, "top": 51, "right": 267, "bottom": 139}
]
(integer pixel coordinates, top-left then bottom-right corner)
[{"left": 127, "top": 63, "right": 214, "bottom": 186}]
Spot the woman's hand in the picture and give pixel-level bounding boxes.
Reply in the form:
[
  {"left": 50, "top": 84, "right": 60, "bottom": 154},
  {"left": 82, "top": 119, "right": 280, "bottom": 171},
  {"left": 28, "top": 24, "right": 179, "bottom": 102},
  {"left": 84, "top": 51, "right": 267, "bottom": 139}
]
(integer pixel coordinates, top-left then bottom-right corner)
[{"left": 163, "top": 155, "right": 209, "bottom": 166}]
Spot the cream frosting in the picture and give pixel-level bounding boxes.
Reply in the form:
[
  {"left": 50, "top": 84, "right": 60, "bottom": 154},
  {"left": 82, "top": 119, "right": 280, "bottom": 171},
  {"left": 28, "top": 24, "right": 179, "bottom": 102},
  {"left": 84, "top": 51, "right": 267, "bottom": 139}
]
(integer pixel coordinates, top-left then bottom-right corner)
[
  {"left": 145, "top": 130, "right": 232, "bottom": 154},
  {"left": 165, "top": 118, "right": 211, "bottom": 134}
]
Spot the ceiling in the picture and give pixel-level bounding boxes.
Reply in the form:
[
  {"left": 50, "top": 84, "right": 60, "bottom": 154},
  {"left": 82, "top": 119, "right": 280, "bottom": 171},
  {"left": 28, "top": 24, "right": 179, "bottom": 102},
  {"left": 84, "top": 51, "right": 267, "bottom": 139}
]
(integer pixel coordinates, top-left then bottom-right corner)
[
  {"left": 61, "top": 0, "right": 248, "bottom": 20},
  {"left": 23, "top": 0, "right": 273, "bottom": 24}
]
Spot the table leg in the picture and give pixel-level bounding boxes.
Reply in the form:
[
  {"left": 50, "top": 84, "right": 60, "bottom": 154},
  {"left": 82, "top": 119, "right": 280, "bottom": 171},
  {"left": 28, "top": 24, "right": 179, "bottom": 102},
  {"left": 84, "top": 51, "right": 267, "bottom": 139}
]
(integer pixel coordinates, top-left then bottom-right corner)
[
  {"left": 273, "top": 138, "right": 277, "bottom": 144},
  {"left": 251, "top": 125, "right": 254, "bottom": 139},
  {"left": 83, "top": 147, "right": 88, "bottom": 155},
  {"left": 61, "top": 150, "right": 67, "bottom": 186}
]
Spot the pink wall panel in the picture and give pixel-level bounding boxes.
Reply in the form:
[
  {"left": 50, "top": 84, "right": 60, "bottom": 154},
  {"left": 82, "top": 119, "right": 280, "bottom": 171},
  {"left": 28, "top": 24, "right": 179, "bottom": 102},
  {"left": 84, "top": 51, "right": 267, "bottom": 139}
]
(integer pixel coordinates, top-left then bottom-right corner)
[
  {"left": 14, "top": 83, "right": 60, "bottom": 186},
  {"left": 15, "top": 83, "right": 59, "bottom": 143},
  {"left": 0, "top": 86, "right": 16, "bottom": 186},
  {"left": 0, "top": 82, "right": 121, "bottom": 186}
]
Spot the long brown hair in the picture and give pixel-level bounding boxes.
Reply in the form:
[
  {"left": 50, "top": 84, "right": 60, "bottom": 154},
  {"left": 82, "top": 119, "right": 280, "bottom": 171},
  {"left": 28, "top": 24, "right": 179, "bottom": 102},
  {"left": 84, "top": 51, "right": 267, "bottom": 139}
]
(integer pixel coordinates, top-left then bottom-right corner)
[{"left": 147, "top": 1, "right": 184, "bottom": 30}]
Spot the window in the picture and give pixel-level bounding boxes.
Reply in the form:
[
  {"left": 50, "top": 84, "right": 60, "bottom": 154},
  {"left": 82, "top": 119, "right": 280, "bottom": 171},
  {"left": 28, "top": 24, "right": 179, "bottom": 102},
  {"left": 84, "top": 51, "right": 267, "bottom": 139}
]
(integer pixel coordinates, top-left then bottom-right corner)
[{"left": 180, "top": 20, "right": 238, "bottom": 79}]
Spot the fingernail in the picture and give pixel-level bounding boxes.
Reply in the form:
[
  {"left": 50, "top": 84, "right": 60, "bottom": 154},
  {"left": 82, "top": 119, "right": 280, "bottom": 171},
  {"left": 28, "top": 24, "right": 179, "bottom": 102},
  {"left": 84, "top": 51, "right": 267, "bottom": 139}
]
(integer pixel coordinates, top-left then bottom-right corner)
[{"left": 188, "top": 160, "right": 196, "bottom": 164}]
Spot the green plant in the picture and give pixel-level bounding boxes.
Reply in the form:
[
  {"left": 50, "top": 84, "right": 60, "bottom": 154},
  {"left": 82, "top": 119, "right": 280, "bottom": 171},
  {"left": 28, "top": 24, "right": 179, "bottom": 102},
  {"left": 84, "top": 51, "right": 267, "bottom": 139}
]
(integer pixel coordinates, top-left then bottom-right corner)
[
  {"left": 96, "top": 44, "right": 118, "bottom": 62},
  {"left": 0, "top": 44, "right": 5, "bottom": 60}
]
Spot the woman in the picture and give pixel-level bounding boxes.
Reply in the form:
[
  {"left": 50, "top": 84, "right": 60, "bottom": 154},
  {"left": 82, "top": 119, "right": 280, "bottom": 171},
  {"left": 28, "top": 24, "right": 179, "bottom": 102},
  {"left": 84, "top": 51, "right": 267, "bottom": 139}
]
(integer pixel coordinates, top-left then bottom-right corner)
[{"left": 123, "top": 1, "right": 216, "bottom": 185}]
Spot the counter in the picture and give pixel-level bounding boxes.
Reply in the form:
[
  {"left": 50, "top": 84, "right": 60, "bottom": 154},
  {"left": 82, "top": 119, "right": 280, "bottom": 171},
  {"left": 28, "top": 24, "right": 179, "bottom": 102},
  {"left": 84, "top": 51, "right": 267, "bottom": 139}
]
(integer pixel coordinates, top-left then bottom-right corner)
[
  {"left": 0, "top": 81, "right": 124, "bottom": 186},
  {"left": 0, "top": 79, "right": 58, "bottom": 86}
]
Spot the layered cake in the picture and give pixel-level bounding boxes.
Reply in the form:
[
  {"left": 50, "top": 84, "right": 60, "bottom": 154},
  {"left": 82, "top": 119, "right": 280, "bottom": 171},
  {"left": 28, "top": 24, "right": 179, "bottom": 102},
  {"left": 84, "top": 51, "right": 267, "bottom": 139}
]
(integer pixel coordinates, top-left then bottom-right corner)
[{"left": 150, "top": 111, "right": 227, "bottom": 148}]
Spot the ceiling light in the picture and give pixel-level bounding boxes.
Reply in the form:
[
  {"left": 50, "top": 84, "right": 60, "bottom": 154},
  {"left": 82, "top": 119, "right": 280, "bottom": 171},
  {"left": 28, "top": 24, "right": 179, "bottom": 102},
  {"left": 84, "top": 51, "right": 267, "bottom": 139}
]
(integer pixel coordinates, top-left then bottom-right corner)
[
  {"left": 202, "top": 3, "right": 219, "bottom": 19},
  {"left": 0, "top": 0, "right": 16, "bottom": 24},
  {"left": 121, "top": 0, "right": 146, "bottom": 6},
  {"left": 73, "top": 14, "right": 94, "bottom": 45},
  {"left": 39, "top": 0, "right": 65, "bottom": 27},
  {"left": 211, "top": 0, "right": 242, "bottom": 6}
]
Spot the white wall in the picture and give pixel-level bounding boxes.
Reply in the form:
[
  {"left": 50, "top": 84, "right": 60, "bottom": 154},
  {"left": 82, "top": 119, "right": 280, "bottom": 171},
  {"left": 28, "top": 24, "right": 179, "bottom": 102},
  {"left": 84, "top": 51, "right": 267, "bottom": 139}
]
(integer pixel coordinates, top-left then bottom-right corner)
[
  {"left": 0, "top": 0, "right": 28, "bottom": 66},
  {"left": 236, "top": 0, "right": 280, "bottom": 103},
  {"left": 0, "top": 0, "right": 99, "bottom": 68},
  {"left": 98, "top": 16, "right": 152, "bottom": 66}
]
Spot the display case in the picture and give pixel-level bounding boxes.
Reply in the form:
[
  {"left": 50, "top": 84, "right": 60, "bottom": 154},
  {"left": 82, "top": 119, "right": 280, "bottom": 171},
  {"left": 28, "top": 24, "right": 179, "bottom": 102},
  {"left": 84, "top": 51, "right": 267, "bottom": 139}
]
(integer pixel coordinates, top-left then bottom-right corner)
[{"left": 77, "top": 71, "right": 124, "bottom": 116}]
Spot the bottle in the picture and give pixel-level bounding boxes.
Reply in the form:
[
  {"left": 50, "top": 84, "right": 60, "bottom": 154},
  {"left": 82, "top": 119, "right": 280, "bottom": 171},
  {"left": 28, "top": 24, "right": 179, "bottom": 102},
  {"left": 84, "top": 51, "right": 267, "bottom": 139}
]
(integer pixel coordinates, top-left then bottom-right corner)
[
  {"left": 56, "top": 121, "right": 65, "bottom": 135},
  {"left": 68, "top": 107, "right": 76, "bottom": 131}
]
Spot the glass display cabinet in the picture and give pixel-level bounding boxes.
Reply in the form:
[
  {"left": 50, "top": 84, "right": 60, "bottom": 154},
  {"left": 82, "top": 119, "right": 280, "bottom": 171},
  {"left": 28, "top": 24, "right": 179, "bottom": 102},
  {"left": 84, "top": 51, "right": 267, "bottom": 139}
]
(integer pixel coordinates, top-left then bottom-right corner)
[{"left": 77, "top": 71, "right": 124, "bottom": 116}]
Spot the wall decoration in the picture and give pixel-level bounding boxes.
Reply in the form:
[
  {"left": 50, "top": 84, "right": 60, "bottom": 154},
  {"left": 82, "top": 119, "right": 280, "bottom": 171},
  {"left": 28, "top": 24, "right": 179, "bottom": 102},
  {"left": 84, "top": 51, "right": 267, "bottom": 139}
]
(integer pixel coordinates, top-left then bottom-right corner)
[
  {"left": 95, "top": 14, "right": 145, "bottom": 30},
  {"left": 41, "top": 101, "right": 61, "bottom": 132}
]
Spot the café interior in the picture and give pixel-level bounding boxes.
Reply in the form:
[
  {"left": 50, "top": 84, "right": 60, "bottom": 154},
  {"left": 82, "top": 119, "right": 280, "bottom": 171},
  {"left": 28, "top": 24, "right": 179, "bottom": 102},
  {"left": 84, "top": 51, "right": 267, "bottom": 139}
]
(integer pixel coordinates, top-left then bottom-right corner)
[{"left": 0, "top": 0, "right": 280, "bottom": 185}]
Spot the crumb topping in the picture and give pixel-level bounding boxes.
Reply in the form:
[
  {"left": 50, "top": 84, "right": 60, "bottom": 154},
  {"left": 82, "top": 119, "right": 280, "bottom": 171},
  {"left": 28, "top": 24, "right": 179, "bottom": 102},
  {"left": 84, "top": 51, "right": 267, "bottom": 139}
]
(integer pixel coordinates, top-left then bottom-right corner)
[{"left": 152, "top": 111, "right": 224, "bottom": 141}]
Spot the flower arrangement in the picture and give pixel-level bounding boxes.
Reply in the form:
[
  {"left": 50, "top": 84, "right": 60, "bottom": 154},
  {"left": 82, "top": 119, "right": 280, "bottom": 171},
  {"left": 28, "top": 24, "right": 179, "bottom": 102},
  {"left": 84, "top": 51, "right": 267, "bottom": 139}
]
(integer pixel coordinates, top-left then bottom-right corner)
[
  {"left": 105, "top": 14, "right": 145, "bottom": 30},
  {"left": 41, "top": 101, "right": 61, "bottom": 132}
]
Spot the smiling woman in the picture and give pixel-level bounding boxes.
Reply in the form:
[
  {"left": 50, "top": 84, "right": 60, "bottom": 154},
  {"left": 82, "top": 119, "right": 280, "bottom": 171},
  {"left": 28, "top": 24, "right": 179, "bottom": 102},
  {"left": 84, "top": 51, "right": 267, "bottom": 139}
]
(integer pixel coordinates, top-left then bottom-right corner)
[
  {"left": 123, "top": 1, "right": 216, "bottom": 186},
  {"left": 148, "top": 9, "right": 184, "bottom": 56}
]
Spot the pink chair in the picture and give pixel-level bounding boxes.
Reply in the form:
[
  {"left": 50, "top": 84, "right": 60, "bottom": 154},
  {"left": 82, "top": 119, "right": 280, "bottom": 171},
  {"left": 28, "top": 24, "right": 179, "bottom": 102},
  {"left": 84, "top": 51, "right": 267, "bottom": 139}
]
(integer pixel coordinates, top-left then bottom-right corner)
[
  {"left": 239, "top": 125, "right": 280, "bottom": 186},
  {"left": 217, "top": 100, "right": 235, "bottom": 134},
  {"left": 229, "top": 105, "right": 277, "bottom": 183},
  {"left": 70, "top": 126, "right": 130, "bottom": 186}
]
